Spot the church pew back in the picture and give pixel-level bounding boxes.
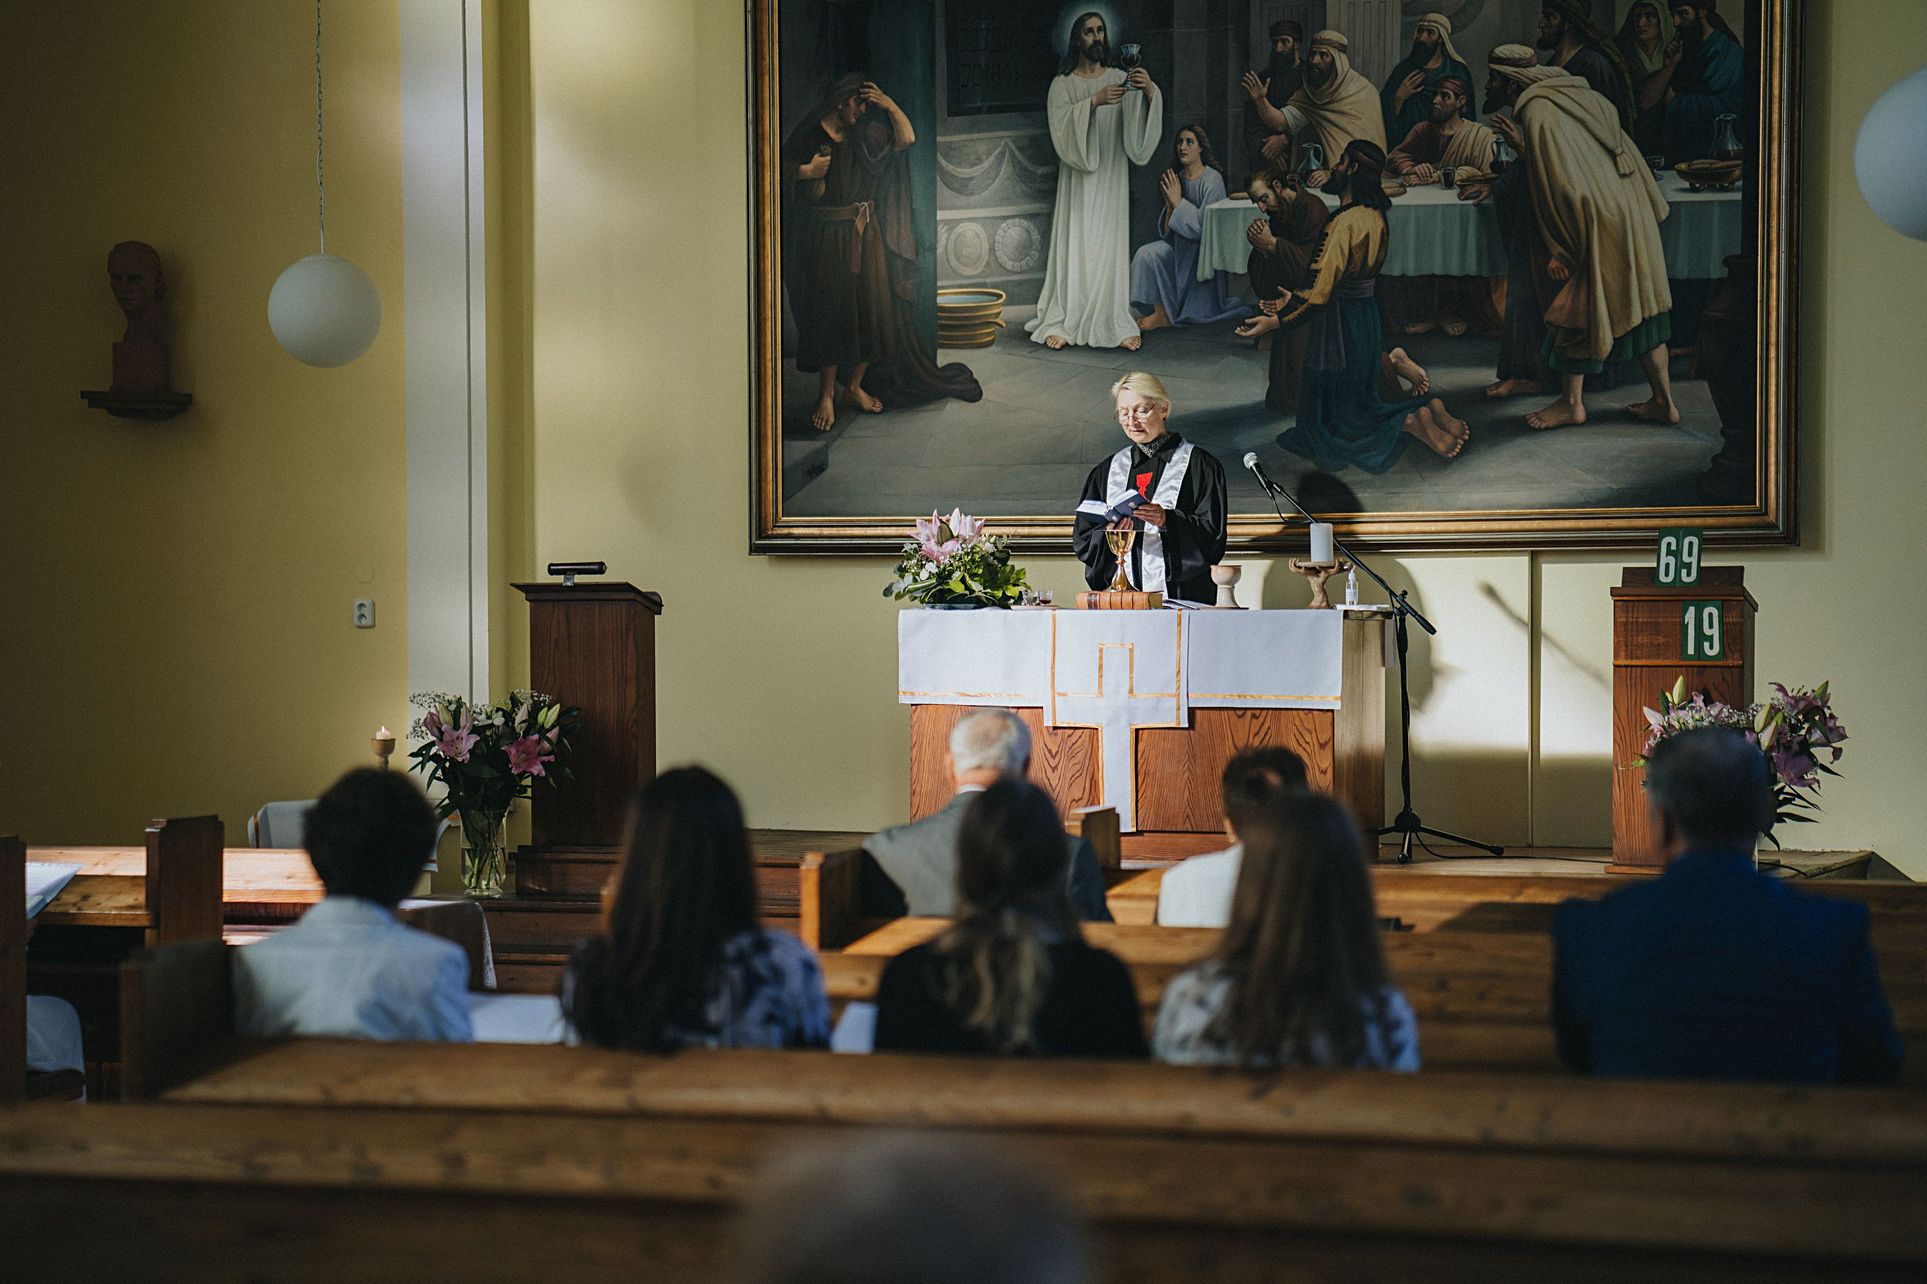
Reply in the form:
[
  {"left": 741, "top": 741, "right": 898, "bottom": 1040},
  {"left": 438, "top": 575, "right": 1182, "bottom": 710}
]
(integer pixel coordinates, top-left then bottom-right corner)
[
  {"left": 2, "top": 837, "right": 24, "bottom": 1105},
  {"left": 6, "top": 1042, "right": 1921, "bottom": 1283}
]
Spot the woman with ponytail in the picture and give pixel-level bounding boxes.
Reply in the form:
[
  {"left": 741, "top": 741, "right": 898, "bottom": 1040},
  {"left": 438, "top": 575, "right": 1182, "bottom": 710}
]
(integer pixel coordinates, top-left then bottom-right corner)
[{"left": 874, "top": 779, "right": 1145, "bottom": 1057}]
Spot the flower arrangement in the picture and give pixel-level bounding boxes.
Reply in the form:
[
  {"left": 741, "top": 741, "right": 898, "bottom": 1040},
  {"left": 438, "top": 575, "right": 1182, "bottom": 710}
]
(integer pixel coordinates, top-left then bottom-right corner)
[
  {"left": 407, "top": 690, "right": 580, "bottom": 896},
  {"left": 883, "top": 508, "right": 1031, "bottom": 608},
  {"left": 1639, "top": 677, "right": 1848, "bottom": 837}
]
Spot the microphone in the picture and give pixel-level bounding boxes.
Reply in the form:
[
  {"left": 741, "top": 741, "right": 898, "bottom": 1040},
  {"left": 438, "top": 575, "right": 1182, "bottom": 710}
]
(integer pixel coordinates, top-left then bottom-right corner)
[{"left": 1242, "top": 451, "right": 1281, "bottom": 496}]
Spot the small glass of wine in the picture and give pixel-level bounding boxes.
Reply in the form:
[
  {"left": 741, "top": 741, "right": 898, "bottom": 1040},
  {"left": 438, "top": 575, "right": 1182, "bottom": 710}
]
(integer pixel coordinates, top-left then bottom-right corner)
[{"left": 1119, "top": 42, "right": 1143, "bottom": 74}]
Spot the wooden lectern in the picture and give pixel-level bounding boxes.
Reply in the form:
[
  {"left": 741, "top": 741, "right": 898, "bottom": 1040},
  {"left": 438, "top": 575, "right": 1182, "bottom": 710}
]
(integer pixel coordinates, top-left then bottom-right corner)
[
  {"left": 510, "top": 581, "right": 662, "bottom": 894},
  {"left": 1610, "top": 566, "right": 1755, "bottom": 873}
]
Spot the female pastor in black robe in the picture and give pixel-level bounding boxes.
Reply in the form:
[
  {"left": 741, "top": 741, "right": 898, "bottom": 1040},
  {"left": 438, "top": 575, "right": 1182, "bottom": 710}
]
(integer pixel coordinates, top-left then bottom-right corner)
[{"left": 1071, "top": 375, "right": 1228, "bottom": 605}]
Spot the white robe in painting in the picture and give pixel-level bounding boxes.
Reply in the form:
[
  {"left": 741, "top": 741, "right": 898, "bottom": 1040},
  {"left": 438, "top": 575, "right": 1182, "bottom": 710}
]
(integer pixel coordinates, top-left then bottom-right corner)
[{"left": 1027, "top": 69, "right": 1162, "bottom": 348}]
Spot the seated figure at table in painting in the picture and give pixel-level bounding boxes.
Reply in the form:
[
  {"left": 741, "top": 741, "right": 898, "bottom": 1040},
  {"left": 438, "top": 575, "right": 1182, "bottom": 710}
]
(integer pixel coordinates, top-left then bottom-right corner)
[
  {"left": 874, "top": 779, "right": 1147, "bottom": 1059},
  {"left": 1537, "top": 0, "right": 1635, "bottom": 131},
  {"left": 1235, "top": 142, "right": 1469, "bottom": 474},
  {"left": 1617, "top": 0, "right": 1676, "bottom": 157},
  {"left": 232, "top": 769, "right": 472, "bottom": 1042},
  {"left": 863, "top": 707, "right": 1111, "bottom": 922},
  {"left": 1243, "top": 166, "right": 1330, "bottom": 417},
  {"left": 1553, "top": 728, "right": 1903, "bottom": 1085},
  {"left": 1154, "top": 793, "right": 1420, "bottom": 1070},
  {"left": 1649, "top": 0, "right": 1744, "bottom": 164},
  {"left": 1131, "top": 123, "right": 1249, "bottom": 334},
  {"left": 1379, "top": 12, "right": 1473, "bottom": 148},
  {"left": 562, "top": 767, "right": 830, "bottom": 1051},
  {"left": 1071, "top": 372, "right": 1227, "bottom": 604},
  {"left": 1157, "top": 747, "right": 1309, "bottom": 928},
  {"left": 1383, "top": 76, "right": 1499, "bottom": 340},
  {"left": 1247, "top": 30, "right": 1386, "bottom": 186},
  {"left": 781, "top": 72, "right": 979, "bottom": 431},
  {"left": 1465, "top": 53, "right": 1676, "bottom": 432},
  {"left": 1027, "top": 11, "right": 1161, "bottom": 352},
  {"left": 1241, "top": 20, "right": 1304, "bottom": 171}
]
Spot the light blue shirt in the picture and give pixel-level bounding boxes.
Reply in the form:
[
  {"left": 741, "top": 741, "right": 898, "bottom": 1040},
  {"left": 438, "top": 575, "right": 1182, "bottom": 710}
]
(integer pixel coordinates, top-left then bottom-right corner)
[
  {"left": 233, "top": 896, "right": 473, "bottom": 1042},
  {"left": 1155, "top": 843, "right": 1242, "bottom": 927}
]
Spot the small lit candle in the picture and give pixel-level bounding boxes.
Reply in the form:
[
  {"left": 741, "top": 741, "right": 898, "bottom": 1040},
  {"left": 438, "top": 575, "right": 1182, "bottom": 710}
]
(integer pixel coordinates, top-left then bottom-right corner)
[
  {"left": 1310, "top": 522, "right": 1334, "bottom": 564},
  {"left": 376, "top": 725, "right": 393, "bottom": 740}
]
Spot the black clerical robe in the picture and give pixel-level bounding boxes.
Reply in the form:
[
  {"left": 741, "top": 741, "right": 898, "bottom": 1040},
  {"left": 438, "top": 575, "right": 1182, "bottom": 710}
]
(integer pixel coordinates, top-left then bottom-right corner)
[{"left": 1072, "top": 433, "right": 1227, "bottom": 604}]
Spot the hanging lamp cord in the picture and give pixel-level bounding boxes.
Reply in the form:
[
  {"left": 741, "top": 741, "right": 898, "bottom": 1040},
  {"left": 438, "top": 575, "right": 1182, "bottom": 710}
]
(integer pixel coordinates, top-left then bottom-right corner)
[{"left": 314, "top": 0, "right": 327, "bottom": 255}]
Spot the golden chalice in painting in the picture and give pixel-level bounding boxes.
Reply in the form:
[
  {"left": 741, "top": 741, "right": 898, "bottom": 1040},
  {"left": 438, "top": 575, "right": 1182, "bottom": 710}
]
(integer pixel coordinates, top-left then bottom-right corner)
[{"left": 1104, "top": 526, "right": 1136, "bottom": 592}]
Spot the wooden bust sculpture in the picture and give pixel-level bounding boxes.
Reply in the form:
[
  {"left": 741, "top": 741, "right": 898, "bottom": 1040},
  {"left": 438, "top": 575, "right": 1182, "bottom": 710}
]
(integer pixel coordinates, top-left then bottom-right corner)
[{"left": 108, "top": 241, "right": 170, "bottom": 393}]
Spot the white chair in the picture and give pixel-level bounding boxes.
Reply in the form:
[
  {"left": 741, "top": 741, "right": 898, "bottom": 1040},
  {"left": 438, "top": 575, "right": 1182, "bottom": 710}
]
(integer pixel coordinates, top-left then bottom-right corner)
[{"left": 246, "top": 800, "right": 314, "bottom": 849}]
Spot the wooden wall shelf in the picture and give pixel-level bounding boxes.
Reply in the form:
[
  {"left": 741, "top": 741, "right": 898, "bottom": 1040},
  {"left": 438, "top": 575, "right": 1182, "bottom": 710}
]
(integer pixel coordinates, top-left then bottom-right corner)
[{"left": 80, "top": 390, "right": 193, "bottom": 421}]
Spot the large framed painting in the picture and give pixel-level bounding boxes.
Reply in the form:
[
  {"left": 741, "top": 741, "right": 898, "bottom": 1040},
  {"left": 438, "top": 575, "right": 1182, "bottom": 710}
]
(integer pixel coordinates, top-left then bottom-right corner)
[{"left": 750, "top": 0, "right": 1798, "bottom": 552}]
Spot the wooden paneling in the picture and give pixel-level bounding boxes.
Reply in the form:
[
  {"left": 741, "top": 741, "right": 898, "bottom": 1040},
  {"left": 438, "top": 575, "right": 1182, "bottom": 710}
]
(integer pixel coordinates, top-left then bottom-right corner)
[
  {"left": 145, "top": 816, "right": 224, "bottom": 946},
  {"left": 909, "top": 703, "right": 1102, "bottom": 820},
  {"left": 1610, "top": 569, "right": 1757, "bottom": 869},
  {"left": 1136, "top": 708, "right": 1331, "bottom": 832}
]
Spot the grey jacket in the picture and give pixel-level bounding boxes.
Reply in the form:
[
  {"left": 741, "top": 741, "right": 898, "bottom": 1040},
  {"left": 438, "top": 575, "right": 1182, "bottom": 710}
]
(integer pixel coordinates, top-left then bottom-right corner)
[{"left": 862, "top": 792, "right": 1113, "bottom": 922}]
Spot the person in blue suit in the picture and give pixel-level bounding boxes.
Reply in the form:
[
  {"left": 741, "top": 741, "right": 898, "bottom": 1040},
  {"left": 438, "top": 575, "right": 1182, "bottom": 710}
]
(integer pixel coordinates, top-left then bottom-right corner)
[{"left": 1553, "top": 727, "right": 1903, "bottom": 1084}]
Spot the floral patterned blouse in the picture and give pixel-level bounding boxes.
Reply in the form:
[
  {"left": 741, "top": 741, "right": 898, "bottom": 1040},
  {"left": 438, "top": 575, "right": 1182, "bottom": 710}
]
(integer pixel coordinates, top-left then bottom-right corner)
[
  {"left": 1151, "top": 963, "right": 1420, "bottom": 1070},
  {"left": 563, "top": 927, "right": 831, "bottom": 1052}
]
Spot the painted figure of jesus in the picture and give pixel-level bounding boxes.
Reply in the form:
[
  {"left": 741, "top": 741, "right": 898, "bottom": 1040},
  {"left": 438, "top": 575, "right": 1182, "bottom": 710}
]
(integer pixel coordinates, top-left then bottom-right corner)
[{"left": 1027, "top": 11, "right": 1162, "bottom": 352}]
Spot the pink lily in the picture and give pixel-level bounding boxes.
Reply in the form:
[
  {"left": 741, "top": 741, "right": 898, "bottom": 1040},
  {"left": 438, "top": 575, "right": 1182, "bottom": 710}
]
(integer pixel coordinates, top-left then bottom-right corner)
[
  {"left": 506, "top": 734, "right": 547, "bottom": 777},
  {"left": 435, "top": 708, "right": 480, "bottom": 763}
]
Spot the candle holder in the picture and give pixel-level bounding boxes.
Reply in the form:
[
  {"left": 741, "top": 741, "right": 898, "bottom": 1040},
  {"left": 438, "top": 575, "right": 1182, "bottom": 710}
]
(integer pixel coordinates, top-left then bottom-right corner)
[
  {"left": 1209, "top": 564, "right": 1243, "bottom": 609},
  {"left": 372, "top": 727, "right": 397, "bottom": 770},
  {"left": 1288, "top": 559, "right": 1351, "bottom": 609}
]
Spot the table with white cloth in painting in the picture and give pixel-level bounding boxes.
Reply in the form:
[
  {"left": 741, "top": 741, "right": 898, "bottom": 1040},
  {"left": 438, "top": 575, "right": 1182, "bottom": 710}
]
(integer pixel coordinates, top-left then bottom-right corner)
[
  {"left": 896, "top": 608, "right": 1387, "bottom": 841},
  {"left": 1196, "top": 173, "right": 1741, "bottom": 282}
]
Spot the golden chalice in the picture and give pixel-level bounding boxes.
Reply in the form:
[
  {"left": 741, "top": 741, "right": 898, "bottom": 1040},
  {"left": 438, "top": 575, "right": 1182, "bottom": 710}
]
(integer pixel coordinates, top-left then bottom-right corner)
[{"left": 1104, "top": 526, "right": 1136, "bottom": 592}]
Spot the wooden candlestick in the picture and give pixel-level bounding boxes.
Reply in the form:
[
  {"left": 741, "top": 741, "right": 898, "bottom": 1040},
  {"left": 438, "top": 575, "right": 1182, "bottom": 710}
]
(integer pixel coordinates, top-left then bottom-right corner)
[
  {"left": 372, "top": 727, "right": 397, "bottom": 771},
  {"left": 1288, "top": 559, "right": 1350, "bottom": 609}
]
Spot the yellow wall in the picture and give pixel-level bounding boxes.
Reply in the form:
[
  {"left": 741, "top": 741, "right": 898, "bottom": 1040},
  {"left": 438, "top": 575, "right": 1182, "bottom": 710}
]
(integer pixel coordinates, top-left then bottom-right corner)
[
  {"left": 0, "top": 1, "right": 410, "bottom": 842},
  {"left": 8, "top": 2, "right": 1925, "bottom": 882}
]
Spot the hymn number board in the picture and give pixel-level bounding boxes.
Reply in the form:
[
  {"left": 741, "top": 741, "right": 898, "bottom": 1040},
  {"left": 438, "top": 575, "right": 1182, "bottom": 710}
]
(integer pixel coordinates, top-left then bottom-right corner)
[{"left": 1657, "top": 528, "right": 1722, "bottom": 661}]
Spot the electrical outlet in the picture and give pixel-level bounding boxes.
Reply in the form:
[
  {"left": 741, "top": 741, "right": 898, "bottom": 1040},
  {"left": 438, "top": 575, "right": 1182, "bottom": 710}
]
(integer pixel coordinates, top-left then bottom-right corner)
[{"left": 353, "top": 599, "right": 376, "bottom": 629}]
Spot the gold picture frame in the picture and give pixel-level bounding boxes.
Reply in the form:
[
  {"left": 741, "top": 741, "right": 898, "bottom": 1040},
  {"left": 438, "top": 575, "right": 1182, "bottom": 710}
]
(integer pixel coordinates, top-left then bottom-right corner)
[{"left": 750, "top": 0, "right": 1799, "bottom": 553}]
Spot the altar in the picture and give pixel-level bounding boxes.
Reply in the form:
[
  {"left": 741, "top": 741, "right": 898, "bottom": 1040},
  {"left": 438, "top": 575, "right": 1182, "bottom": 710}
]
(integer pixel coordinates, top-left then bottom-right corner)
[{"left": 898, "top": 609, "right": 1387, "bottom": 848}]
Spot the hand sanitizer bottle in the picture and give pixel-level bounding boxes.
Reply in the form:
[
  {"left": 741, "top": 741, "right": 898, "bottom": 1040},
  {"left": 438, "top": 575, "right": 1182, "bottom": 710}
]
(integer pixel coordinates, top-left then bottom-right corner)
[{"left": 1345, "top": 569, "right": 1359, "bottom": 607}]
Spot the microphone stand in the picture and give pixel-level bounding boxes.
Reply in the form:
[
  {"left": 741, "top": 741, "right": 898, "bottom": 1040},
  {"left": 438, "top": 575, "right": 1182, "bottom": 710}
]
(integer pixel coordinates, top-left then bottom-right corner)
[{"left": 1250, "top": 469, "right": 1504, "bottom": 864}]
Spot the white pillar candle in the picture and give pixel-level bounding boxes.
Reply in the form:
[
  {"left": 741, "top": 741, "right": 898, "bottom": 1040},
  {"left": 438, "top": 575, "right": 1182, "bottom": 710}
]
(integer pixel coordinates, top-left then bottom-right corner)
[{"left": 1310, "top": 522, "right": 1334, "bottom": 564}]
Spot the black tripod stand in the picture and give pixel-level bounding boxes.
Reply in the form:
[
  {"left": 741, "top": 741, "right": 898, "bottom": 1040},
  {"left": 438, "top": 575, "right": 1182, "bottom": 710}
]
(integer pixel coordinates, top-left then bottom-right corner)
[{"left": 1246, "top": 459, "right": 1504, "bottom": 863}]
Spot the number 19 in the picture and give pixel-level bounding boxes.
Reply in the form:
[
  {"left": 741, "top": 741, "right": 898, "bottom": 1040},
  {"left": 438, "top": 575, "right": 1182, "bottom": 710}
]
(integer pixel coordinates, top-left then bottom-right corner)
[{"left": 1683, "top": 602, "right": 1723, "bottom": 660}]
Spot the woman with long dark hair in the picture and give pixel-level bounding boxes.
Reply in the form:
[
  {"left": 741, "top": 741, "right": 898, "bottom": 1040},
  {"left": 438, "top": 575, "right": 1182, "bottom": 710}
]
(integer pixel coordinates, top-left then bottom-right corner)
[
  {"left": 561, "top": 767, "right": 829, "bottom": 1051},
  {"left": 1152, "top": 793, "right": 1418, "bottom": 1069},
  {"left": 874, "top": 778, "right": 1145, "bottom": 1057}
]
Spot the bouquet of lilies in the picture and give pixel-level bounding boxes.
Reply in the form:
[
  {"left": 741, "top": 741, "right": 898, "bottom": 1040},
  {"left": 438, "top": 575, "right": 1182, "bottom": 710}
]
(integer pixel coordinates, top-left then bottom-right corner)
[
  {"left": 406, "top": 689, "right": 581, "bottom": 821},
  {"left": 883, "top": 508, "right": 1031, "bottom": 607},
  {"left": 1639, "top": 676, "right": 1848, "bottom": 836}
]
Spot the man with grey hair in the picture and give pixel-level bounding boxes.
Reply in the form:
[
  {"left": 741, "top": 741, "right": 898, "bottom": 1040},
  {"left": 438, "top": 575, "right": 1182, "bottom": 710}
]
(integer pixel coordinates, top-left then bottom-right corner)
[
  {"left": 863, "top": 708, "right": 1111, "bottom": 920},
  {"left": 1553, "top": 727, "right": 1901, "bottom": 1084}
]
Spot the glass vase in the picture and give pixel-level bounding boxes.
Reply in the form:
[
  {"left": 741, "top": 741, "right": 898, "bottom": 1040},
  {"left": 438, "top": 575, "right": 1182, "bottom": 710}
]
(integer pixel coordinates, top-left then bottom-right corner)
[{"left": 460, "top": 811, "right": 510, "bottom": 899}]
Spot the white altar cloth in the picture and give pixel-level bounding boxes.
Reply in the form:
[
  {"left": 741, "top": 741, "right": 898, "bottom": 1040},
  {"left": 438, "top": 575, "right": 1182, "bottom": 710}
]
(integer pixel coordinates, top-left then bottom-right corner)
[{"left": 898, "top": 609, "right": 1347, "bottom": 831}]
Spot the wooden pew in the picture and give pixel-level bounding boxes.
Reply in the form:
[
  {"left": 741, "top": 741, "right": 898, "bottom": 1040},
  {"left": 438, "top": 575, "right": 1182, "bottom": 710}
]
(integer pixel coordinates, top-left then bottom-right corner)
[
  {"left": 2, "top": 836, "right": 23, "bottom": 1105},
  {"left": 819, "top": 919, "right": 1927, "bottom": 1084},
  {"left": 9, "top": 1038, "right": 1926, "bottom": 1283},
  {"left": 1107, "top": 864, "right": 1927, "bottom": 929}
]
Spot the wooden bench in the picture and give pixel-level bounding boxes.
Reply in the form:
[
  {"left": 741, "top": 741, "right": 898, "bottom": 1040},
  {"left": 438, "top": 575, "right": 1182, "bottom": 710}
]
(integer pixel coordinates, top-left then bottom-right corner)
[
  {"left": 817, "top": 919, "right": 1927, "bottom": 1084},
  {"left": 1106, "top": 863, "right": 1927, "bottom": 928},
  {"left": 7, "top": 1036, "right": 1924, "bottom": 1282}
]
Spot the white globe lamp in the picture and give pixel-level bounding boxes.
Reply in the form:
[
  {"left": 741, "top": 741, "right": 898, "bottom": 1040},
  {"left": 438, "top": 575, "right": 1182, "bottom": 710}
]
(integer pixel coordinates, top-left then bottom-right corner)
[
  {"left": 269, "top": 253, "right": 380, "bottom": 367},
  {"left": 1855, "top": 68, "right": 1927, "bottom": 240},
  {"left": 272, "top": 1, "right": 381, "bottom": 367}
]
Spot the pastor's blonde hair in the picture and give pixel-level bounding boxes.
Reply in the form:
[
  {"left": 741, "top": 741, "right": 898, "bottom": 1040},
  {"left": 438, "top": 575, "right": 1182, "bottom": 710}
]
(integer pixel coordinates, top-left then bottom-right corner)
[{"left": 1110, "top": 371, "right": 1171, "bottom": 413}]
